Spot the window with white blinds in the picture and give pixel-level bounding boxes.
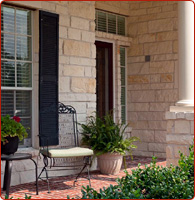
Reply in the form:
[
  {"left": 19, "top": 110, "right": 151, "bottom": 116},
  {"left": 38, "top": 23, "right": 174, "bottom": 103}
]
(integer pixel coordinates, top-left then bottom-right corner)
[
  {"left": 95, "top": 10, "right": 126, "bottom": 36},
  {"left": 1, "top": 5, "right": 32, "bottom": 147},
  {"left": 120, "top": 47, "right": 126, "bottom": 124}
]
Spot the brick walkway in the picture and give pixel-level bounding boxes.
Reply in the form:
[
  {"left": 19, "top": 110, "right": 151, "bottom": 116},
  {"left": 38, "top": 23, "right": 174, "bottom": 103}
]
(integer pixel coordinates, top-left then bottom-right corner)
[{"left": 1, "top": 157, "right": 166, "bottom": 199}]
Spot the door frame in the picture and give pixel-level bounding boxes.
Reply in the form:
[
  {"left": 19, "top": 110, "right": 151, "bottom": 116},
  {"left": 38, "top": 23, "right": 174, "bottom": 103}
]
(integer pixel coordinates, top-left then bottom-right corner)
[{"left": 95, "top": 39, "right": 116, "bottom": 121}]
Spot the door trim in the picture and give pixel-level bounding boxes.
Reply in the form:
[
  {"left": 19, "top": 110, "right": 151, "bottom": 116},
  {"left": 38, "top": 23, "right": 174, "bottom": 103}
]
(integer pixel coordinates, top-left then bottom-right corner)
[{"left": 95, "top": 38, "right": 116, "bottom": 121}]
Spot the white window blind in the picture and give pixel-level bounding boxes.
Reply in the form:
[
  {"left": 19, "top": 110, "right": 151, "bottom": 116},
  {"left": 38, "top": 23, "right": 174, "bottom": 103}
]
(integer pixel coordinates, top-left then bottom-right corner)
[
  {"left": 117, "top": 16, "right": 125, "bottom": 36},
  {"left": 120, "top": 47, "right": 126, "bottom": 124},
  {"left": 96, "top": 10, "right": 126, "bottom": 36},
  {"left": 1, "top": 5, "right": 32, "bottom": 147}
]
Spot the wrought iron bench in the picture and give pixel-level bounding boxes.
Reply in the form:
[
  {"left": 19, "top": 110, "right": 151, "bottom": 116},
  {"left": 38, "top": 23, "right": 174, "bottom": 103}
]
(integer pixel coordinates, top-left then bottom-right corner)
[{"left": 38, "top": 102, "right": 94, "bottom": 193}]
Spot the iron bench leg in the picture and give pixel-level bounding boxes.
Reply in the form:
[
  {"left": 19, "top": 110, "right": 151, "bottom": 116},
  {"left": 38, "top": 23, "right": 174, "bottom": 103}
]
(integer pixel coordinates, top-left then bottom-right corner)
[
  {"left": 45, "top": 166, "right": 50, "bottom": 193},
  {"left": 73, "top": 156, "right": 92, "bottom": 187},
  {"left": 3, "top": 160, "right": 12, "bottom": 198},
  {"left": 38, "top": 156, "right": 51, "bottom": 193},
  {"left": 30, "top": 158, "right": 39, "bottom": 195},
  {"left": 86, "top": 159, "right": 91, "bottom": 187}
]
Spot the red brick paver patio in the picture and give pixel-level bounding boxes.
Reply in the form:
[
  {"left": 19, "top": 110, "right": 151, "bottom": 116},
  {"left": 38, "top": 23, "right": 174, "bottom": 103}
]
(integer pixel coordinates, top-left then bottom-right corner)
[{"left": 1, "top": 157, "right": 166, "bottom": 199}]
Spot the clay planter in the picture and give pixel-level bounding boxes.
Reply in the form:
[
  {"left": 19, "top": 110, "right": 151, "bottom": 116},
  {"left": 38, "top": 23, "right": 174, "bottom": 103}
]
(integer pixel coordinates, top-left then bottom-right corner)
[
  {"left": 97, "top": 152, "right": 123, "bottom": 175},
  {"left": 1, "top": 136, "right": 19, "bottom": 155}
]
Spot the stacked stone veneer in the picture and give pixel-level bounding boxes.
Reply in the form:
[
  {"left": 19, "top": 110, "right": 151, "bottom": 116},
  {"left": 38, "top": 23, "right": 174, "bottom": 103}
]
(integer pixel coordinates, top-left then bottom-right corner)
[
  {"left": 166, "top": 111, "right": 194, "bottom": 166},
  {"left": 127, "top": 1, "right": 179, "bottom": 158},
  {"left": 2, "top": 1, "right": 97, "bottom": 186},
  {"left": 57, "top": 1, "right": 96, "bottom": 124},
  {"left": 2, "top": 1, "right": 189, "bottom": 186},
  {"left": 96, "top": 1, "right": 130, "bottom": 16},
  {"left": 8, "top": 1, "right": 97, "bottom": 147},
  {"left": 2, "top": 1, "right": 132, "bottom": 186},
  {"left": 95, "top": 1, "right": 131, "bottom": 124}
]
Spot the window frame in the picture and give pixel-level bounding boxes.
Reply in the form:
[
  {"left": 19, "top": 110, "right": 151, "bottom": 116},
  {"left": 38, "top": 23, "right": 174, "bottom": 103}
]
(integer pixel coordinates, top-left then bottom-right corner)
[
  {"left": 1, "top": 4, "right": 33, "bottom": 147},
  {"left": 95, "top": 9, "right": 126, "bottom": 36},
  {"left": 120, "top": 47, "right": 127, "bottom": 124}
]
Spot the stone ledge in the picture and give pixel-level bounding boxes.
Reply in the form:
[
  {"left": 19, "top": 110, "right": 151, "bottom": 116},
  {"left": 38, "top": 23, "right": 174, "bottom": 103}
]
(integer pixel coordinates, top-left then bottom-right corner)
[
  {"left": 165, "top": 111, "right": 194, "bottom": 120},
  {"left": 95, "top": 31, "right": 132, "bottom": 45},
  {"left": 17, "top": 147, "right": 39, "bottom": 157},
  {"left": 170, "top": 105, "right": 194, "bottom": 112}
]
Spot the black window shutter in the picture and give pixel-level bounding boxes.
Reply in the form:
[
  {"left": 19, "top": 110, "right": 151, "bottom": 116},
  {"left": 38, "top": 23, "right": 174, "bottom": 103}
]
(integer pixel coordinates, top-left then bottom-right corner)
[{"left": 39, "top": 11, "right": 59, "bottom": 146}]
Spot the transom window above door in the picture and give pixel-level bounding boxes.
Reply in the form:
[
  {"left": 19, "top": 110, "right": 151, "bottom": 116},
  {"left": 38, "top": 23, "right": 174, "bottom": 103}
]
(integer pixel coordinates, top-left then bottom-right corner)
[
  {"left": 95, "top": 10, "right": 126, "bottom": 36},
  {"left": 1, "top": 5, "right": 32, "bottom": 147}
]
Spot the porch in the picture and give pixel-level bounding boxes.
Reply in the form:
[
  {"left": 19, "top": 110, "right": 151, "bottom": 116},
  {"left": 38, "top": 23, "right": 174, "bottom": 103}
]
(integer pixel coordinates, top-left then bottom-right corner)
[
  {"left": 1, "top": 0, "right": 194, "bottom": 192},
  {"left": 1, "top": 156, "right": 166, "bottom": 199}
]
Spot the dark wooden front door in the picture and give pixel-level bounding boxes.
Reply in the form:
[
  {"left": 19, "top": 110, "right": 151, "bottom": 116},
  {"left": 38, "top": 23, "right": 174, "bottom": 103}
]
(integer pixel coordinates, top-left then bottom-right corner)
[{"left": 95, "top": 41, "right": 113, "bottom": 118}]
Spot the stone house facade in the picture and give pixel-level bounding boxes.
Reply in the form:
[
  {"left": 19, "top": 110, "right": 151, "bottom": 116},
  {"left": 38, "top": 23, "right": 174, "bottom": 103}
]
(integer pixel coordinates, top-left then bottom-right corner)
[{"left": 1, "top": 1, "right": 194, "bottom": 186}]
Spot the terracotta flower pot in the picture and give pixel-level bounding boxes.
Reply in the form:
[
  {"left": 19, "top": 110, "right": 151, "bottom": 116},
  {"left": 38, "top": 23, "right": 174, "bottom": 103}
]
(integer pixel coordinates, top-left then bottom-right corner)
[
  {"left": 1, "top": 136, "right": 19, "bottom": 155},
  {"left": 97, "top": 152, "right": 123, "bottom": 175}
]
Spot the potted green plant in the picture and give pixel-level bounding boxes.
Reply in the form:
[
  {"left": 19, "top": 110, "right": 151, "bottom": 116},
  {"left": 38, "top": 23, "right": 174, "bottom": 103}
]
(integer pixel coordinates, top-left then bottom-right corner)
[
  {"left": 79, "top": 113, "right": 140, "bottom": 175},
  {"left": 1, "top": 115, "right": 28, "bottom": 155}
]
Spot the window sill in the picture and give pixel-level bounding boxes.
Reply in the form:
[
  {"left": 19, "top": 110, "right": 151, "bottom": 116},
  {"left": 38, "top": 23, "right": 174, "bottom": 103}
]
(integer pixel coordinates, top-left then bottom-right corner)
[{"left": 17, "top": 147, "right": 39, "bottom": 157}]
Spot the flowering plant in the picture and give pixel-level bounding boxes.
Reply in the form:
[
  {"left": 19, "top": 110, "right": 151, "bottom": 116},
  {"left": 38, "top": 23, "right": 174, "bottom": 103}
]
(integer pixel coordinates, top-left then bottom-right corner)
[{"left": 1, "top": 115, "right": 28, "bottom": 144}]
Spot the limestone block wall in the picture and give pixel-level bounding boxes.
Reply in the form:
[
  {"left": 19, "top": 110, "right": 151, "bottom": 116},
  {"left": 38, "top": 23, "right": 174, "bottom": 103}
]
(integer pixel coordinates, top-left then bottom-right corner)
[
  {"left": 127, "top": 1, "right": 179, "bottom": 158},
  {"left": 9, "top": 1, "right": 96, "bottom": 142},
  {"left": 95, "top": 1, "right": 131, "bottom": 124},
  {"left": 57, "top": 1, "right": 96, "bottom": 124},
  {"left": 2, "top": 1, "right": 97, "bottom": 186},
  {"left": 5, "top": 0, "right": 97, "bottom": 146},
  {"left": 165, "top": 112, "right": 194, "bottom": 166},
  {"left": 95, "top": 1, "right": 130, "bottom": 16}
]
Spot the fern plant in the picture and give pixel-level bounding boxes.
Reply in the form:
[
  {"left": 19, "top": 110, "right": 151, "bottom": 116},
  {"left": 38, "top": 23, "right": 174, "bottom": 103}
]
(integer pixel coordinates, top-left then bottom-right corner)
[{"left": 79, "top": 113, "right": 139, "bottom": 157}]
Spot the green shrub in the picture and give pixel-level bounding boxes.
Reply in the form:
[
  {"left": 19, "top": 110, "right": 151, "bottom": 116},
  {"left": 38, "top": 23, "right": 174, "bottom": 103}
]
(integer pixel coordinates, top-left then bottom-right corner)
[
  {"left": 118, "top": 143, "right": 194, "bottom": 199},
  {"left": 68, "top": 185, "right": 143, "bottom": 199},
  {"left": 69, "top": 144, "right": 194, "bottom": 199},
  {"left": 178, "top": 144, "right": 194, "bottom": 181},
  {"left": 118, "top": 156, "right": 194, "bottom": 199}
]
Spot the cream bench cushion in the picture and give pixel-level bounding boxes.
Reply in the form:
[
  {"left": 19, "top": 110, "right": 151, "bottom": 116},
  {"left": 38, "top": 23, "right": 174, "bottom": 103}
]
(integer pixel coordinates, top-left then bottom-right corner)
[{"left": 40, "top": 147, "right": 93, "bottom": 158}]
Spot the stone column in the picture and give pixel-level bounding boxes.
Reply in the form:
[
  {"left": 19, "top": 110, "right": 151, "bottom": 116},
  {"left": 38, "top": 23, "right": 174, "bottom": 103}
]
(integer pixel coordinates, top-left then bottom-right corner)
[
  {"left": 171, "top": 1, "right": 194, "bottom": 112},
  {"left": 166, "top": 2, "right": 194, "bottom": 167}
]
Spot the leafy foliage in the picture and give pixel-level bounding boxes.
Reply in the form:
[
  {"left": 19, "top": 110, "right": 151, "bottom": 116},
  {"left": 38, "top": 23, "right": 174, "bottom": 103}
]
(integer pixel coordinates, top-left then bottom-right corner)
[
  {"left": 178, "top": 143, "right": 194, "bottom": 181},
  {"left": 68, "top": 185, "right": 143, "bottom": 199},
  {"left": 79, "top": 113, "right": 139, "bottom": 156},
  {"left": 69, "top": 144, "right": 194, "bottom": 199},
  {"left": 1, "top": 115, "right": 28, "bottom": 144},
  {"left": 118, "top": 154, "right": 194, "bottom": 199}
]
